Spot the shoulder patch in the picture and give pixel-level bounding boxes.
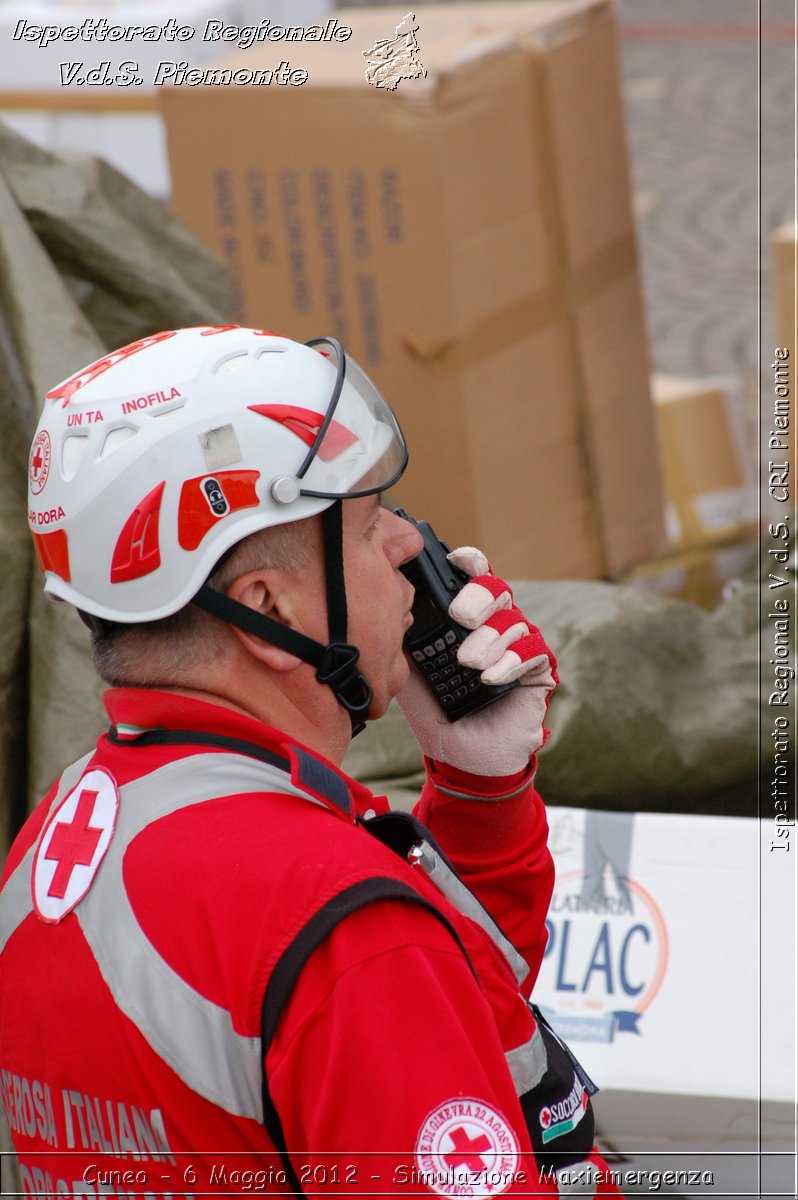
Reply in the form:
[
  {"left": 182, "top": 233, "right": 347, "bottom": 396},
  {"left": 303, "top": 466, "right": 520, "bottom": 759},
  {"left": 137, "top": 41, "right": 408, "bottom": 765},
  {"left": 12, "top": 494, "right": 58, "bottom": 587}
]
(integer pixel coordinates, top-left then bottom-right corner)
[
  {"left": 32, "top": 769, "right": 120, "bottom": 923},
  {"left": 288, "top": 745, "right": 353, "bottom": 817},
  {"left": 414, "top": 1097, "right": 521, "bottom": 1197}
]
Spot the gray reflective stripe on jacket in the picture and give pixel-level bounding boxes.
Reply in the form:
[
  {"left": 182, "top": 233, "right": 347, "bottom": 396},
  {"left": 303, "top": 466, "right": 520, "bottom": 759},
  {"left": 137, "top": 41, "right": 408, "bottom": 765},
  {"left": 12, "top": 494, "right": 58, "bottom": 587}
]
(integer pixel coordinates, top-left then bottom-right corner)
[
  {"left": 1, "top": 749, "right": 547, "bottom": 1116},
  {"left": 409, "top": 838, "right": 548, "bottom": 1093},
  {"left": 505, "top": 1028, "right": 547, "bottom": 1095},
  {"left": 78, "top": 753, "right": 315, "bottom": 1120},
  {"left": 409, "top": 839, "right": 530, "bottom": 986}
]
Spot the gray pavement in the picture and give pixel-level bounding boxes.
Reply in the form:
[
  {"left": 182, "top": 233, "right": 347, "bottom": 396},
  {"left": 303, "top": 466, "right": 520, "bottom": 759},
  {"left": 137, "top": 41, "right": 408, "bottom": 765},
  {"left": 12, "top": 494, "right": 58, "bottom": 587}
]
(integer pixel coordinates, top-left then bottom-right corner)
[
  {"left": 339, "top": 0, "right": 796, "bottom": 456},
  {"left": 616, "top": 0, "right": 794, "bottom": 392}
]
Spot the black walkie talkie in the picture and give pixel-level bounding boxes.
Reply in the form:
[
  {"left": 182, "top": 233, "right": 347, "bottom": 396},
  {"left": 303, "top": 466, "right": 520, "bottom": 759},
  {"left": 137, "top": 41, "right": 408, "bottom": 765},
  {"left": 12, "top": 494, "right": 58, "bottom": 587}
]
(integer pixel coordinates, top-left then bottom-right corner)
[{"left": 396, "top": 509, "right": 518, "bottom": 721}]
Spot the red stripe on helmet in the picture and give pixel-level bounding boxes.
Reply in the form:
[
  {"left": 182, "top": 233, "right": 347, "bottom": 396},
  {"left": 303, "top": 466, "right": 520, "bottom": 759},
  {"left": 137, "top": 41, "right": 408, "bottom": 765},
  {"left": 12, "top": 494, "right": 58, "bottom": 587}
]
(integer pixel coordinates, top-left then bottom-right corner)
[
  {"left": 177, "top": 471, "right": 261, "bottom": 551},
  {"left": 32, "top": 529, "right": 71, "bottom": 582},
  {"left": 110, "top": 482, "right": 165, "bottom": 584},
  {"left": 249, "top": 404, "right": 357, "bottom": 461},
  {"left": 48, "top": 332, "right": 178, "bottom": 407},
  {"left": 199, "top": 326, "right": 287, "bottom": 337}
]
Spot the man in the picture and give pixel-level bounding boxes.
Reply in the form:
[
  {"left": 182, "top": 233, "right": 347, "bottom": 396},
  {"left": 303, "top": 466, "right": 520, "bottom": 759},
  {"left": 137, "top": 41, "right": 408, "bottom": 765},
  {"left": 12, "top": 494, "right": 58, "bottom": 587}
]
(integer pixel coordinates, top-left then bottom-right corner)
[{"left": 0, "top": 327, "right": 623, "bottom": 1197}]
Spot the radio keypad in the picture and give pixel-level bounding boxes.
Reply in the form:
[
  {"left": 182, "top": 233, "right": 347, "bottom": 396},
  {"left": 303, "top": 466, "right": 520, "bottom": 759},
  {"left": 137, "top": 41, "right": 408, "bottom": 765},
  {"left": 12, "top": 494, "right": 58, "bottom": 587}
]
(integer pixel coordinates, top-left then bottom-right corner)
[{"left": 411, "top": 629, "right": 482, "bottom": 713}]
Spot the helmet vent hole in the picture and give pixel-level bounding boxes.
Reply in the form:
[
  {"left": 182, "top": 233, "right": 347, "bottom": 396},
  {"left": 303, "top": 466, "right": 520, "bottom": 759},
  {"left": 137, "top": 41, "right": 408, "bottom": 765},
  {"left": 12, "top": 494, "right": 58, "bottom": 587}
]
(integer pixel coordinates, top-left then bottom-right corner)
[
  {"left": 61, "top": 434, "right": 89, "bottom": 481},
  {"left": 213, "top": 353, "right": 249, "bottom": 375},
  {"left": 99, "top": 425, "right": 137, "bottom": 460}
]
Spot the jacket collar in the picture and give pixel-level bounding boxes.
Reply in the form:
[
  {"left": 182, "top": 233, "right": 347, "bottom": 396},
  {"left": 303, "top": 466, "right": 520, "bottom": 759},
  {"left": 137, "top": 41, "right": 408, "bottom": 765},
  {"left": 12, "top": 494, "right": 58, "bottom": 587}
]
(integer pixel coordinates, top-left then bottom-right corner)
[{"left": 103, "top": 688, "right": 388, "bottom": 822}]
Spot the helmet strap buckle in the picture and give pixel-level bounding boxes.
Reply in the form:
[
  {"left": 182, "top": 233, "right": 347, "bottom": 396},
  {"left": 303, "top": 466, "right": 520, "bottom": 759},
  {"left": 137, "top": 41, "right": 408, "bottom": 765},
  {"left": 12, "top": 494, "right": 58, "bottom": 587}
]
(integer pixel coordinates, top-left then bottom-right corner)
[{"left": 316, "top": 642, "right": 373, "bottom": 731}]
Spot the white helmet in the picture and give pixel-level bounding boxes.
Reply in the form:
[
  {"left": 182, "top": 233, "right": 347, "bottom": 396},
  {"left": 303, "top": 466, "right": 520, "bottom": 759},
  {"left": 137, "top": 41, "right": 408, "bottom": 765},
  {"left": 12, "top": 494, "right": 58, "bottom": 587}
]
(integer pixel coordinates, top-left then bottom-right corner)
[
  {"left": 28, "top": 326, "right": 409, "bottom": 723},
  {"left": 29, "top": 326, "right": 406, "bottom": 620}
]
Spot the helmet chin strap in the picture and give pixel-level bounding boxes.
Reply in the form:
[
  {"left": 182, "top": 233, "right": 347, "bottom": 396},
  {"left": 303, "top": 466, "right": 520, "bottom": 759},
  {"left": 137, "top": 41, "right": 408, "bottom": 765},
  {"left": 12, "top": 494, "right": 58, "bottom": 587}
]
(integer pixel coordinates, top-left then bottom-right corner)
[
  {"left": 316, "top": 499, "right": 374, "bottom": 731},
  {"left": 193, "top": 500, "right": 373, "bottom": 735}
]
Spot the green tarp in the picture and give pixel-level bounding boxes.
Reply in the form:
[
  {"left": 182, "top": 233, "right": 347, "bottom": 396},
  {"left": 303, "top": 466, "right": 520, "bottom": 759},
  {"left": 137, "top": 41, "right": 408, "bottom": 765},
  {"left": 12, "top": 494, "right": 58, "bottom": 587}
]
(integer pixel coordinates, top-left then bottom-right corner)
[
  {"left": 344, "top": 573, "right": 762, "bottom": 816},
  {"left": 0, "top": 123, "right": 228, "bottom": 862}
]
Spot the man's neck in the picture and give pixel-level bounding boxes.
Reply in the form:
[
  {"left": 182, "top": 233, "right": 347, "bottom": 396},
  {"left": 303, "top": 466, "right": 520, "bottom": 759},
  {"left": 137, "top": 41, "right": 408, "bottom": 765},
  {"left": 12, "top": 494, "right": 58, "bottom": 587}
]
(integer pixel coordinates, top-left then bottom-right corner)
[{"left": 155, "top": 678, "right": 353, "bottom": 765}]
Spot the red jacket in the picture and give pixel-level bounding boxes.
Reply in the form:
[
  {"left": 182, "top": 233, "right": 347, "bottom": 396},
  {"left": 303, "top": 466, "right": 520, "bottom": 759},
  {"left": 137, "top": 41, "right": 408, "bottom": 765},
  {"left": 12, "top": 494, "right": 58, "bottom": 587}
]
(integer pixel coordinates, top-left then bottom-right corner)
[{"left": 0, "top": 690, "right": 623, "bottom": 1197}]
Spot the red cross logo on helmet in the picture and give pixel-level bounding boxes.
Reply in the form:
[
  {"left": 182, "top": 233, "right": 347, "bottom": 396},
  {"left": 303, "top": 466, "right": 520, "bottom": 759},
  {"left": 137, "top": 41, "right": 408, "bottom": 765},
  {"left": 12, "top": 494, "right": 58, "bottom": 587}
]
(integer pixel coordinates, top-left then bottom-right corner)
[{"left": 29, "top": 431, "right": 51, "bottom": 495}]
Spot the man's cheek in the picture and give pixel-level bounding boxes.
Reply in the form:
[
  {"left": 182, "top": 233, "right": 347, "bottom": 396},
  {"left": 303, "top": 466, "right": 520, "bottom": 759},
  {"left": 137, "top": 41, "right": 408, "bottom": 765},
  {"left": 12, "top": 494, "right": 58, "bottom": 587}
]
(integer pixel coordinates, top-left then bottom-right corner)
[{"left": 393, "top": 654, "right": 411, "bottom": 691}]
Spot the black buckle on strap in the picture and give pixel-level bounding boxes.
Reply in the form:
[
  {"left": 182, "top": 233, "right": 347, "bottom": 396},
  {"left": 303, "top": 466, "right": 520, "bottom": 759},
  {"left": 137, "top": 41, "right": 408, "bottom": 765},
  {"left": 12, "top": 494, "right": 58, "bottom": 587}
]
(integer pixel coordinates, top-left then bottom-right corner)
[{"left": 316, "top": 642, "right": 373, "bottom": 725}]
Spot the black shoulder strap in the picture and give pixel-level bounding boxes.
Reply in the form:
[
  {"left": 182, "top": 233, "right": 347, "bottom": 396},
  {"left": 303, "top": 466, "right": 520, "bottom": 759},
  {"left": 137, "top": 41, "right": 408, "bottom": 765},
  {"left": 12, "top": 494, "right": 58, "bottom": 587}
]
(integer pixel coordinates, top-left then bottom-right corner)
[{"left": 260, "top": 876, "right": 478, "bottom": 1194}]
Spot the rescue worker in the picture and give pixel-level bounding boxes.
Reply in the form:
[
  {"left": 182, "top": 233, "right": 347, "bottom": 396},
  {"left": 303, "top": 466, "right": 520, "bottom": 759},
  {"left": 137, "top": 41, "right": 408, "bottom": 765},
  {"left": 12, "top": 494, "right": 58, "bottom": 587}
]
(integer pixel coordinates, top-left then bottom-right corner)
[{"left": 0, "top": 327, "right": 624, "bottom": 1197}]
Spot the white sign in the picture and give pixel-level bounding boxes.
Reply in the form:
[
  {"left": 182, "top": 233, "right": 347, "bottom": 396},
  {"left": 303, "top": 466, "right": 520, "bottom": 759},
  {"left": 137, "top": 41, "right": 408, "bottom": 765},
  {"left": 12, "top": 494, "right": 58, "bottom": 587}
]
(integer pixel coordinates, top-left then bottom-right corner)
[{"left": 533, "top": 808, "right": 795, "bottom": 1104}]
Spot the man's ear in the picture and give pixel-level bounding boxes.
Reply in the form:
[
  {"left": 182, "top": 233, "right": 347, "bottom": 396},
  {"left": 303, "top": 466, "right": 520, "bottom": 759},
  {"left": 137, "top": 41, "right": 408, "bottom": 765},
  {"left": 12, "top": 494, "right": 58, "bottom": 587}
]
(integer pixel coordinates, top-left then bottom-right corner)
[{"left": 225, "top": 570, "right": 304, "bottom": 672}]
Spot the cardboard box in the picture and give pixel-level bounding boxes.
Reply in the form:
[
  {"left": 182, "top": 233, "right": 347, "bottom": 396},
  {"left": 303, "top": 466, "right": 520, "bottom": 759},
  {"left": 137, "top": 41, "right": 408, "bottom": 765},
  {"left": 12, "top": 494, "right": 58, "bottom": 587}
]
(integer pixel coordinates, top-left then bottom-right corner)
[
  {"left": 619, "top": 374, "right": 757, "bottom": 607},
  {"left": 161, "top": 1, "right": 664, "bottom": 578},
  {"left": 651, "top": 374, "right": 757, "bottom": 549},
  {"left": 772, "top": 220, "right": 796, "bottom": 355},
  {"left": 620, "top": 537, "right": 757, "bottom": 609}
]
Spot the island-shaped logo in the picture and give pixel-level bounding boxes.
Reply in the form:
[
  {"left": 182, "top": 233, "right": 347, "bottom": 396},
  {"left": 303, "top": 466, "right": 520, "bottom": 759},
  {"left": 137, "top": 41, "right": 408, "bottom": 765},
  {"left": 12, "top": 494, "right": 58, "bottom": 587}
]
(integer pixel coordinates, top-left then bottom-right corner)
[{"left": 363, "top": 12, "right": 426, "bottom": 90}]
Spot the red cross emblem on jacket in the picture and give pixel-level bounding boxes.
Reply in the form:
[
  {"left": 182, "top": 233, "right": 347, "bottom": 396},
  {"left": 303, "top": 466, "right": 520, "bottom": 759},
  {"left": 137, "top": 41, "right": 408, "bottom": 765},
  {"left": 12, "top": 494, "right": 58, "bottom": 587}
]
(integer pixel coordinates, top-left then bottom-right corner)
[
  {"left": 33, "top": 769, "right": 120, "bottom": 922},
  {"left": 444, "top": 1126, "right": 492, "bottom": 1171},
  {"left": 44, "top": 789, "right": 103, "bottom": 899}
]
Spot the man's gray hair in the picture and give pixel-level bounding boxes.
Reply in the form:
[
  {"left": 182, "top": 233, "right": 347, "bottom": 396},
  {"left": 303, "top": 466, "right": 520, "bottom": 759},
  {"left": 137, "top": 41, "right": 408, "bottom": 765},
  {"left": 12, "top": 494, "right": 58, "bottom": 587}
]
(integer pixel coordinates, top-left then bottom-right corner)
[{"left": 90, "top": 519, "right": 316, "bottom": 687}]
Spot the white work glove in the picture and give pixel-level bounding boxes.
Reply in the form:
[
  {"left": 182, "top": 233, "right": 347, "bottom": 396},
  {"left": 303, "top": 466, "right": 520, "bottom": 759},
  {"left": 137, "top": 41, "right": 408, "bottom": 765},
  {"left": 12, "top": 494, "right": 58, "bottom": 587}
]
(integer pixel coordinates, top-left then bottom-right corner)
[{"left": 397, "top": 548, "right": 559, "bottom": 778}]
